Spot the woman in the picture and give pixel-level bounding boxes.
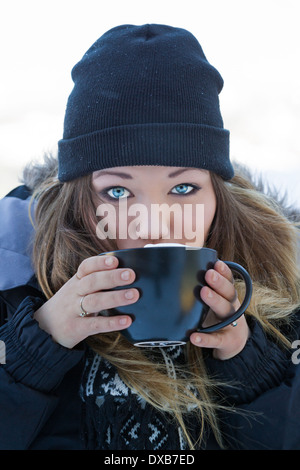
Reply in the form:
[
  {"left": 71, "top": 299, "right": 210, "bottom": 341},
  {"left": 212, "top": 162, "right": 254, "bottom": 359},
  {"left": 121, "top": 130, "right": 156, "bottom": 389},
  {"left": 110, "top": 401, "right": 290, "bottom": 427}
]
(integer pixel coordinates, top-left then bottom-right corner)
[{"left": 0, "top": 24, "right": 299, "bottom": 450}]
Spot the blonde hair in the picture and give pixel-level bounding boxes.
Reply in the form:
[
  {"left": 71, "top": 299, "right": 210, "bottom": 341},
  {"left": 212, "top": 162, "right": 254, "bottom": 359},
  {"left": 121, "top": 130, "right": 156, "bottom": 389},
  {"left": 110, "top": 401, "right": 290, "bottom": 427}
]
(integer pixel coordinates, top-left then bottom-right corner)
[{"left": 30, "top": 161, "right": 300, "bottom": 449}]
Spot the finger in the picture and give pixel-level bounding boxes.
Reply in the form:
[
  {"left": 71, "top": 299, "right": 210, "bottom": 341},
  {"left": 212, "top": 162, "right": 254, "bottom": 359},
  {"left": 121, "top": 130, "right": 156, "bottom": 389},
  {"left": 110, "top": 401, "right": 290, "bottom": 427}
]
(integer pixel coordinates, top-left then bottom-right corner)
[
  {"left": 76, "top": 255, "right": 118, "bottom": 279},
  {"left": 190, "top": 329, "right": 225, "bottom": 350},
  {"left": 190, "top": 315, "right": 250, "bottom": 360},
  {"left": 80, "top": 287, "right": 140, "bottom": 314},
  {"left": 77, "top": 268, "right": 136, "bottom": 296},
  {"left": 200, "top": 286, "right": 238, "bottom": 318},
  {"left": 74, "top": 314, "right": 133, "bottom": 341},
  {"left": 191, "top": 315, "right": 247, "bottom": 346},
  {"left": 214, "top": 260, "right": 234, "bottom": 282},
  {"left": 204, "top": 268, "right": 237, "bottom": 304}
]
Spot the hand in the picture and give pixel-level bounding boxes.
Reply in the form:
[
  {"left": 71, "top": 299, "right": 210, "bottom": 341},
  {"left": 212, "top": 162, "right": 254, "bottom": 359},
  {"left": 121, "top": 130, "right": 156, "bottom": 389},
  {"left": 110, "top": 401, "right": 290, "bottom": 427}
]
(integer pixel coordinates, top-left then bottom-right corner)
[
  {"left": 190, "top": 260, "right": 250, "bottom": 360},
  {"left": 34, "top": 255, "right": 139, "bottom": 349}
]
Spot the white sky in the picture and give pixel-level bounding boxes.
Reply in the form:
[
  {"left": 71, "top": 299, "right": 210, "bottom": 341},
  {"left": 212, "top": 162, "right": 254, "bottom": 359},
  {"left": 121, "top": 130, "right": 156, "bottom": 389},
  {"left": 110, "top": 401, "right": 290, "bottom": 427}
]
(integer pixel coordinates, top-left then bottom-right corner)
[{"left": 1, "top": 0, "right": 299, "bottom": 207}]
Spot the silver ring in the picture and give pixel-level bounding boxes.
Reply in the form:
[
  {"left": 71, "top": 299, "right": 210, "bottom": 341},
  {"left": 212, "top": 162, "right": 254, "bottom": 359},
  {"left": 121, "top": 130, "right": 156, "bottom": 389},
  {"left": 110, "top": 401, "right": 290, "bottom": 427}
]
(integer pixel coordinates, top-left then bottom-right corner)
[
  {"left": 79, "top": 296, "right": 89, "bottom": 317},
  {"left": 231, "top": 321, "right": 238, "bottom": 327}
]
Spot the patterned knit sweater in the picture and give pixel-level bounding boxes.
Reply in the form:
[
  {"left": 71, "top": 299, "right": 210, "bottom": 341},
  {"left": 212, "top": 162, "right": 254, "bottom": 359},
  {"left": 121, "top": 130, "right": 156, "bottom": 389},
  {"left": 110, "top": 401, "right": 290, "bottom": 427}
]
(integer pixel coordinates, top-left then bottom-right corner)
[
  {"left": 80, "top": 345, "right": 200, "bottom": 450},
  {"left": 79, "top": 317, "right": 294, "bottom": 450}
]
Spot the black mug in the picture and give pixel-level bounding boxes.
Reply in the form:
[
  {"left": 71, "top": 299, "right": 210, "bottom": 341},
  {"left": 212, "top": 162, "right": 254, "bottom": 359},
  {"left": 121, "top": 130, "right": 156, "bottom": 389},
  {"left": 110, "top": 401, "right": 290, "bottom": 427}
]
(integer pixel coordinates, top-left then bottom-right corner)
[{"left": 99, "top": 245, "right": 252, "bottom": 347}]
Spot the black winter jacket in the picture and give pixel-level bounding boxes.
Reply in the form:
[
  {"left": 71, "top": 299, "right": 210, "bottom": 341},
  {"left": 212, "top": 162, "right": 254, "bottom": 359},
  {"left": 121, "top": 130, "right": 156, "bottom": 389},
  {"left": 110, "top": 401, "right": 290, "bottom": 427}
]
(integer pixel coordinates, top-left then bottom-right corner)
[{"left": 1, "top": 185, "right": 300, "bottom": 450}]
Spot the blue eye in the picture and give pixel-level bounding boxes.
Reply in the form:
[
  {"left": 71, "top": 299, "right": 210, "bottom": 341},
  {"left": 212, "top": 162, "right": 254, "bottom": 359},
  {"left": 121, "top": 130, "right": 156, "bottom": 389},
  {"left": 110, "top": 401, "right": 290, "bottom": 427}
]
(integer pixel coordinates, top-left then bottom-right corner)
[
  {"left": 171, "top": 184, "right": 199, "bottom": 195},
  {"left": 106, "top": 187, "right": 131, "bottom": 199}
]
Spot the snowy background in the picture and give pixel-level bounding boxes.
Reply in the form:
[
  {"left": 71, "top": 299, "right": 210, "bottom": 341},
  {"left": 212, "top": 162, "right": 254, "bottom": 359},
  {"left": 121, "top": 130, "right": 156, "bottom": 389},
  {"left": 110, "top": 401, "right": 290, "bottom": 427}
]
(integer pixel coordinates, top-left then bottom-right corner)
[{"left": 1, "top": 0, "right": 299, "bottom": 209}]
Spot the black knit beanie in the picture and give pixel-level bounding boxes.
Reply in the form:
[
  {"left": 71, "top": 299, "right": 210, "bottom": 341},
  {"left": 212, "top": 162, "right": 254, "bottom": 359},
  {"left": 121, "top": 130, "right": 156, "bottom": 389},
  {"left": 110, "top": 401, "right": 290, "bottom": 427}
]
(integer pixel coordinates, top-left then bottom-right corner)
[{"left": 58, "top": 24, "right": 233, "bottom": 182}]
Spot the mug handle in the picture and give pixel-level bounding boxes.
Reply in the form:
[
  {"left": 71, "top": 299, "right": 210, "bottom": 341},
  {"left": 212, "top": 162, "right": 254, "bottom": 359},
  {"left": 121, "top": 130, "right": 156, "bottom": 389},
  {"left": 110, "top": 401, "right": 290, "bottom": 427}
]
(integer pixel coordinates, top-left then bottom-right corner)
[{"left": 197, "top": 261, "right": 253, "bottom": 333}]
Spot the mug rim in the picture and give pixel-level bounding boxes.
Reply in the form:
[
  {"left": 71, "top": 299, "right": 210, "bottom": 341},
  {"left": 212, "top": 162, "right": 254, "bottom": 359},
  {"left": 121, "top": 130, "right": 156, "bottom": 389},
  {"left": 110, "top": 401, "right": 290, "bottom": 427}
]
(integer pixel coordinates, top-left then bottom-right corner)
[{"left": 100, "top": 246, "right": 217, "bottom": 255}]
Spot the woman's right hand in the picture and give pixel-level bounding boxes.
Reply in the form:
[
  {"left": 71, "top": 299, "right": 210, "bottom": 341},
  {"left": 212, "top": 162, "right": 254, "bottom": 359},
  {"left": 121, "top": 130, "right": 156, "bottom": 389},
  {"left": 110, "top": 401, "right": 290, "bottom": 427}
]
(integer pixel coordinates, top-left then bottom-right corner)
[{"left": 33, "top": 255, "right": 139, "bottom": 349}]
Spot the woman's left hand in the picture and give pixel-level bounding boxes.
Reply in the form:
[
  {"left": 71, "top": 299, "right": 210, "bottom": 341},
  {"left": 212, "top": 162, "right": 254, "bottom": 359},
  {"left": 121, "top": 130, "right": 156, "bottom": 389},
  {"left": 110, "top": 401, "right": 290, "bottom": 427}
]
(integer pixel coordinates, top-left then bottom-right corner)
[{"left": 190, "top": 260, "right": 250, "bottom": 360}]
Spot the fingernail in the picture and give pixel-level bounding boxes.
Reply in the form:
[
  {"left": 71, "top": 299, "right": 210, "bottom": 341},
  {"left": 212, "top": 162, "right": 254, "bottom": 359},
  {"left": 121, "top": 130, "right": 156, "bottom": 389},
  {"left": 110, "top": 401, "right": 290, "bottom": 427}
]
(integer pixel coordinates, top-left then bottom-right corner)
[
  {"left": 119, "top": 317, "right": 128, "bottom": 325},
  {"left": 194, "top": 335, "right": 202, "bottom": 344},
  {"left": 121, "top": 270, "right": 130, "bottom": 280},
  {"left": 207, "top": 289, "right": 213, "bottom": 298},
  {"left": 105, "top": 256, "right": 115, "bottom": 266},
  {"left": 125, "top": 290, "right": 134, "bottom": 299},
  {"left": 212, "top": 271, "right": 218, "bottom": 282}
]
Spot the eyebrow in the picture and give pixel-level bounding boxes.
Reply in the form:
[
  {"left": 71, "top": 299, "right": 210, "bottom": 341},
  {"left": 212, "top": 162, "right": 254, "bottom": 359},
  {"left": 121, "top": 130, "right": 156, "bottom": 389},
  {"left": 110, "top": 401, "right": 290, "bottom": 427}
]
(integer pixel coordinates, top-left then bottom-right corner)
[
  {"left": 94, "top": 168, "right": 196, "bottom": 180},
  {"left": 168, "top": 168, "right": 195, "bottom": 178},
  {"left": 95, "top": 170, "right": 133, "bottom": 179}
]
